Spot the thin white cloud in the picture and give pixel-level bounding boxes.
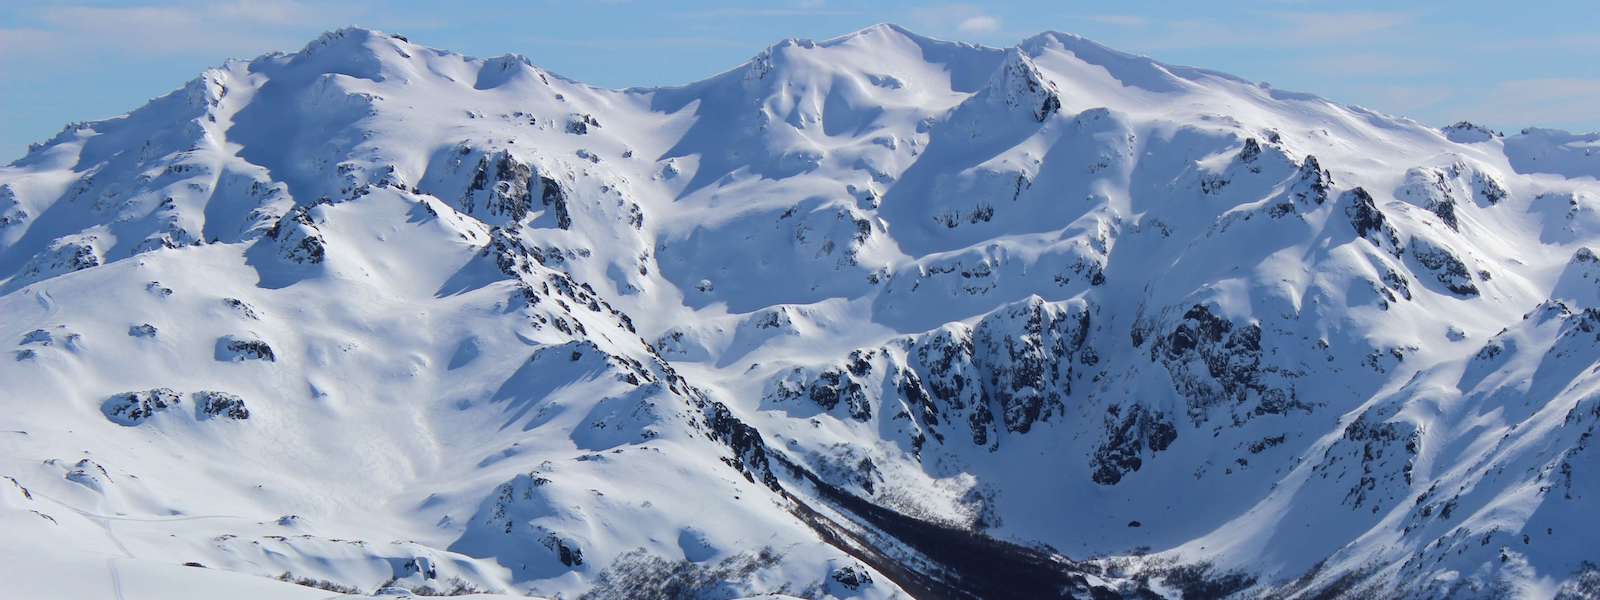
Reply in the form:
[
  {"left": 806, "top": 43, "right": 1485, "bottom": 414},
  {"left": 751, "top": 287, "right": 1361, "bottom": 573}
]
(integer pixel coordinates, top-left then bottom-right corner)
[
  {"left": 689, "top": 4, "right": 858, "bottom": 19},
  {"left": 1462, "top": 78, "right": 1600, "bottom": 129},
  {"left": 908, "top": 4, "right": 1006, "bottom": 40},
  {"left": 1483, "top": 34, "right": 1600, "bottom": 52},
  {"left": 957, "top": 15, "right": 1002, "bottom": 35},
  {"left": 0, "top": 28, "right": 56, "bottom": 55},
  {"left": 523, "top": 35, "right": 748, "bottom": 50},
  {"left": 6, "top": 1, "right": 370, "bottom": 63},
  {"left": 1142, "top": 11, "right": 1417, "bottom": 50},
  {"left": 1266, "top": 11, "right": 1412, "bottom": 44},
  {"left": 1076, "top": 15, "right": 1149, "bottom": 28},
  {"left": 36, "top": 5, "right": 258, "bottom": 56},
  {"left": 1293, "top": 53, "right": 1452, "bottom": 77},
  {"left": 211, "top": 0, "right": 322, "bottom": 26},
  {"left": 1362, "top": 84, "right": 1456, "bottom": 113}
]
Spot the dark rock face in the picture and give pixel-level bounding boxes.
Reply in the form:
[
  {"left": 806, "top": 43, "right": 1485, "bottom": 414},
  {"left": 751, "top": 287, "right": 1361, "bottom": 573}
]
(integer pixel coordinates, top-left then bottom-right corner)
[
  {"left": 1314, "top": 405, "right": 1421, "bottom": 512},
  {"left": 103, "top": 388, "right": 182, "bottom": 425},
  {"left": 1090, "top": 404, "right": 1176, "bottom": 485},
  {"left": 769, "top": 297, "right": 1095, "bottom": 456},
  {"left": 131, "top": 220, "right": 202, "bottom": 255},
  {"left": 445, "top": 148, "right": 576, "bottom": 230},
  {"left": 0, "top": 184, "right": 25, "bottom": 229},
  {"left": 1472, "top": 168, "right": 1508, "bottom": 205},
  {"left": 1440, "top": 160, "right": 1508, "bottom": 206},
  {"left": 20, "top": 329, "right": 53, "bottom": 345},
  {"left": 543, "top": 534, "right": 584, "bottom": 567},
  {"left": 484, "top": 240, "right": 646, "bottom": 343},
  {"left": 484, "top": 227, "right": 540, "bottom": 277},
  {"left": 1410, "top": 237, "right": 1480, "bottom": 297},
  {"left": 461, "top": 151, "right": 540, "bottom": 223},
  {"left": 1400, "top": 167, "right": 1463, "bottom": 231},
  {"left": 195, "top": 391, "right": 249, "bottom": 420},
  {"left": 1149, "top": 304, "right": 1302, "bottom": 422},
  {"left": 222, "top": 298, "right": 260, "bottom": 320},
  {"left": 892, "top": 369, "right": 944, "bottom": 454},
  {"left": 912, "top": 297, "right": 1094, "bottom": 448},
  {"left": 1396, "top": 162, "right": 1507, "bottom": 235},
  {"left": 700, "top": 401, "right": 782, "bottom": 491},
  {"left": 831, "top": 564, "right": 873, "bottom": 590},
  {"left": 1346, "top": 188, "right": 1401, "bottom": 255},
  {"left": 267, "top": 205, "right": 326, "bottom": 264},
  {"left": 967, "top": 297, "right": 1089, "bottom": 434},
  {"left": 768, "top": 350, "right": 876, "bottom": 423},
  {"left": 565, "top": 113, "right": 600, "bottom": 134},
  {"left": 903, "top": 326, "right": 995, "bottom": 448},
  {"left": 810, "top": 368, "right": 873, "bottom": 421},
  {"left": 17, "top": 327, "right": 82, "bottom": 356},
  {"left": 582, "top": 548, "right": 793, "bottom": 599},
  {"left": 539, "top": 176, "right": 572, "bottom": 230},
  {"left": 66, "top": 240, "right": 101, "bottom": 271},
  {"left": 1294, "top": 155, "right": 1332, "bottom": 206},
  {"left": 1442, "top": 121, "right": 1501, "bottom": 143},
  {"left": 21, "top": 237, "right": 102, "bottom": 284},
  {"left": 1432, "top": 197, "right": 1459, "bottom": 231},
  {"left": 216, "top": 336, "right": 276, "bottom": 362},
  {"left": 128, "top": 323, "right": 158, "bottom": 338},
  {"left": 1037, "top": 94, "right": 1061, "bottom": 122},
  {"left": 1382, "top": 268, "right": 1413, "bottom": 301},
  {"left": 994, "top": 51, "right": 1061, "bottom": 122},
  {"left": 1238, "top": 137, "right": 1263, "bottom": 166}
]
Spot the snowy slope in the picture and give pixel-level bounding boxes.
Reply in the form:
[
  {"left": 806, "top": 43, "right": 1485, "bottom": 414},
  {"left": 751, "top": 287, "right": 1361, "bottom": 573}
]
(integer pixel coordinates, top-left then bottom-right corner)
[{"left": 3, "top": 24, "right": 1600, "bottom": 599}]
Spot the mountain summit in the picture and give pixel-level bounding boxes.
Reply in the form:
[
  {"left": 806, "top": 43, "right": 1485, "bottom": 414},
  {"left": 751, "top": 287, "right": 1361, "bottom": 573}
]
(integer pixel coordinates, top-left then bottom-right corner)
[{"left": 3, "top": 25, "right": 1600, "bottom": 599}]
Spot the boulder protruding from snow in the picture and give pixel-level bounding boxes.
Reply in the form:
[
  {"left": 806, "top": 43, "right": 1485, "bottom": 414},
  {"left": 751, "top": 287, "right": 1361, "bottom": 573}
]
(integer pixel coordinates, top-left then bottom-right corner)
[
  {"left": 103, "top": 388, "right": 182, "bottom": 425},
  {"left": 1442, "top": 121, "right": 1501, "bottom": 144},
  {"left": 195, "top": 391, "right": 250, "bottom": 420},
  {"left": 215, "top": 336, "right": 276, "bottom": 362}
]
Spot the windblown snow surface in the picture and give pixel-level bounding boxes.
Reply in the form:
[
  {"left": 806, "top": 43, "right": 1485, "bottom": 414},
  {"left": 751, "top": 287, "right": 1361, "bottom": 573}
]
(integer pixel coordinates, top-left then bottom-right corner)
[{"left": 3, "top": 25, "right": 1600, "bottom": 599}]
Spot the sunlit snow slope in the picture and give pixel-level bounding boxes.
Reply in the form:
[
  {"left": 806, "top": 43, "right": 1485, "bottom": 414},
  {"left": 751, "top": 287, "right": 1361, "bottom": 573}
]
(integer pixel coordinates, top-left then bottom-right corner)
[{"left": 3, "top": 25, "right": 1600, "bottom": 599}]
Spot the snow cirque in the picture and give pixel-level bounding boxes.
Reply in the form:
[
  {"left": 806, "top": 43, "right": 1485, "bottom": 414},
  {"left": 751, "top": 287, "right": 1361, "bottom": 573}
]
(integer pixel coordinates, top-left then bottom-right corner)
[{"left": 2, "top": 23, "right": 1600, "bottom": 599}]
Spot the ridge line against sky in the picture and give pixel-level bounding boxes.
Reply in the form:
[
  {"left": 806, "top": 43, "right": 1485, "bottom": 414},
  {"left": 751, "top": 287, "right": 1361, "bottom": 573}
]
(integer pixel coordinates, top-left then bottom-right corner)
[{"left": 3, "top": 0, "right": 1598, "bottom": 163}]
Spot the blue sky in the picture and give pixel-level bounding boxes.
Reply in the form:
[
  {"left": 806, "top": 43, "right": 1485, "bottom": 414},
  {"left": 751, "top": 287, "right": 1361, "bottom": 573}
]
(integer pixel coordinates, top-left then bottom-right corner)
[{"left": 2, "top": 1, "right": 1597, "bottom": 163}]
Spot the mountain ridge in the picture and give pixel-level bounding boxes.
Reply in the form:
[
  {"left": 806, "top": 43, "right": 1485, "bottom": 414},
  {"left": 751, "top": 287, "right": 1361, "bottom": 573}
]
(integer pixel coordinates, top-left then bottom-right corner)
[{"left": 3, "top": 23, "right": 1600, "bottom": 599}]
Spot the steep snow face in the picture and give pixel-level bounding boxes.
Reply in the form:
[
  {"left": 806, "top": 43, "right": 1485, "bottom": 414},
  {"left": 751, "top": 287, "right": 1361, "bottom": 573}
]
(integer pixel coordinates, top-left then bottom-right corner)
[{"left": 4, "top": 24, "right": 1600, "bottom": 599}]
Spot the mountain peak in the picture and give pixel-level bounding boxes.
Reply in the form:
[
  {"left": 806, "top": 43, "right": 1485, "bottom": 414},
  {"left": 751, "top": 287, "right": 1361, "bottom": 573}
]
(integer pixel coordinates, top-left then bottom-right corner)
[
  {"left": 822, "top": 22, "right": 971, "bottom": 50},
  {"left": 300, "top": 26, "right": 403, "bottom": 50},
  {"left": 1018, "top": 30, "right": 1097, "bottom": 51},
  {"left": 5, "top": 24, "right": 1600, "bottom": 600},
  {"left": 281, "top": 26, "right": 422, "bottom": 81},
  {"left": 981, "top": 48, "right": 1061, "bottom": 121}
]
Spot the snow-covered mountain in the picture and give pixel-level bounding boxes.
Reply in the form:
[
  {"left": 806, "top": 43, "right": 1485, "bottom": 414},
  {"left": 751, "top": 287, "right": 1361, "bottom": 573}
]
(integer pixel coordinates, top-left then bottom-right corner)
[{"left": 3, "top": 24, "right": 1600, "bottom": 599}]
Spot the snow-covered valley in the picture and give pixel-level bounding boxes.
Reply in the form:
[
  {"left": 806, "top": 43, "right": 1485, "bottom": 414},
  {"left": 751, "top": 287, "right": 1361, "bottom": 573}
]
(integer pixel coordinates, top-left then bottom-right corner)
[{"left": 2, "top": 24, "right": 1599, "bottom": 599}]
